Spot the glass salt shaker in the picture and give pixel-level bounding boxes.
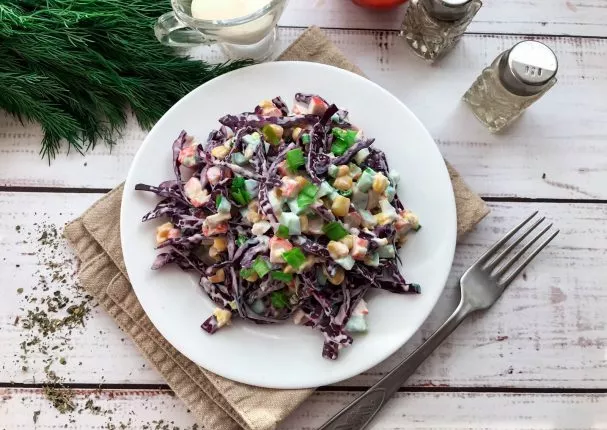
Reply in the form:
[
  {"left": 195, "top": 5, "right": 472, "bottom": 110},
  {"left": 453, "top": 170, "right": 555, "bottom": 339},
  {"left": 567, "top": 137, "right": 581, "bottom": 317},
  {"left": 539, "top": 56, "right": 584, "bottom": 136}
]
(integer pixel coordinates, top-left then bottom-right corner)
[
  {"left": 401, "top": 0, "right": 482, "bottom": 62},
  {"left": 462, "top": 41, "right": 558, "bottom": 132}
]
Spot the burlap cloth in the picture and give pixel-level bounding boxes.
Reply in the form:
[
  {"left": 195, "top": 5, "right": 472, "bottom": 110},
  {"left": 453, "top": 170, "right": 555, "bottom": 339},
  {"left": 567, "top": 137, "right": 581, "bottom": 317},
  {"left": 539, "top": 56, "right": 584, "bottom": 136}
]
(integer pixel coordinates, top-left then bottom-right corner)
[{"left": 64, "top": 26, "right": 489, "bottom": 430}]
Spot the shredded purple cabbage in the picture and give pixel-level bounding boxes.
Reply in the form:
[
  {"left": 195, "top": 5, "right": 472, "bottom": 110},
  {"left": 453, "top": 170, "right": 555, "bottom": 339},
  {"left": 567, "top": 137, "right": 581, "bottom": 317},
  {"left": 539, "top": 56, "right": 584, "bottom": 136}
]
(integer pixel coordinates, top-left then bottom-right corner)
[
  {"left": 137, "top": 93, "right": 421, "bottom": 360},
  {"left": 219, "top": 113, "right": 320, "bottom": 130}
]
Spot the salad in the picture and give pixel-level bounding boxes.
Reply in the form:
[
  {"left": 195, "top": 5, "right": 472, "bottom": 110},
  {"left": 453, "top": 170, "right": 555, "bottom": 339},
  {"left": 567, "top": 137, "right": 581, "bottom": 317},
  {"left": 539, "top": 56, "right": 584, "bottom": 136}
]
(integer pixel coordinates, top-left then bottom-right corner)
[{"left": 136, "top": 94, "right": 421, "bottom": 359}]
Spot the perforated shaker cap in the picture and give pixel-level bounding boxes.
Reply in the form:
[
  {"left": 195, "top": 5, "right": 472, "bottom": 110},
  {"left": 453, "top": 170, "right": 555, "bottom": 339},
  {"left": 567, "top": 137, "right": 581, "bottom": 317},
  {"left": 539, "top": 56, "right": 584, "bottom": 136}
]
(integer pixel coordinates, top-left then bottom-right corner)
[
  {"left": 499, "top": 41, "right": 558, "bottom": 96},
  {"left": 426, "top": 0, "right": 474, "bottom": 21}
]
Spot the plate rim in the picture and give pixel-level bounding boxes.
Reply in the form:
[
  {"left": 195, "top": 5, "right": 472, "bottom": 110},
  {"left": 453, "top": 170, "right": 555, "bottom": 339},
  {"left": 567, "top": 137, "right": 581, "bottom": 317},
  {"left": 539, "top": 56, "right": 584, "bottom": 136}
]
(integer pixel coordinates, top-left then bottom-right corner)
[{"left": 120, "top": 61, "right": 457, "bottom": 388}]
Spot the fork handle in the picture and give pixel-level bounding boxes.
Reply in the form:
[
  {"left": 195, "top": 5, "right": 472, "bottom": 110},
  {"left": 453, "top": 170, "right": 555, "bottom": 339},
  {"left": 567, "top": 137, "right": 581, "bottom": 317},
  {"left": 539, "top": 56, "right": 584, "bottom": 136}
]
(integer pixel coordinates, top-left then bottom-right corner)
[{"left": 318, "top": 299, "right": 473, "bottom": 430}]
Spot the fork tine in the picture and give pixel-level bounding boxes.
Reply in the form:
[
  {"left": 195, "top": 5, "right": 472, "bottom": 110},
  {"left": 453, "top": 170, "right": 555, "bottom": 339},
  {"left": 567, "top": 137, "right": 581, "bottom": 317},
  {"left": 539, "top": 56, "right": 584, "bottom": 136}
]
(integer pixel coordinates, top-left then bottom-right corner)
[
  {"left": 476, "top": 211, "right": 538, "bottom": 265},
  {"left": 499, "top": 229, "right": 560, "bottom": 288},
  {"left": 493, "top": 223, "right": 553, "bottom": 279},
  {"left": 484, "top": 216, "right": 545, "bottom": 271}
]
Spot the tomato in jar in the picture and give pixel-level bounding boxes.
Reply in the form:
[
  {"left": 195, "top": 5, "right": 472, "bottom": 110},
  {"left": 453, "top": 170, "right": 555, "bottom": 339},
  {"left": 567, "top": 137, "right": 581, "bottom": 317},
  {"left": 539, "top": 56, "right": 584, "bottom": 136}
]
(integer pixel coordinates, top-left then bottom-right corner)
[{"left": 352, "top": 0, "right": 407, "bottom": 8}]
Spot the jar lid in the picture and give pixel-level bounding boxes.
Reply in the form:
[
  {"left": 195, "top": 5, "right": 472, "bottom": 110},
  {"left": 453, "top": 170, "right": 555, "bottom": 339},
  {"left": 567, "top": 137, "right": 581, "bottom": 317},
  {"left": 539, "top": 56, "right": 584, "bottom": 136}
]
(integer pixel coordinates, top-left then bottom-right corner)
[
  {"left": 426, "top": 0, "right": 473, "bottom": 21},
  {"left": 499, "top": 41, "right": 558, "bottom": 96}
]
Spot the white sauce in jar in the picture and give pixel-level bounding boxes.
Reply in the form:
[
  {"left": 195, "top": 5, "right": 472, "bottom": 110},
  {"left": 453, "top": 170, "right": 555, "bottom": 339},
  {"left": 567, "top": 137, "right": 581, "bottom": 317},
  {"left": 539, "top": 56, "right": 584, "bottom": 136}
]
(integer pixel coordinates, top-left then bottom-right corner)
[{"left": 191, "top": 0, "right": 273, "bottom": 20}]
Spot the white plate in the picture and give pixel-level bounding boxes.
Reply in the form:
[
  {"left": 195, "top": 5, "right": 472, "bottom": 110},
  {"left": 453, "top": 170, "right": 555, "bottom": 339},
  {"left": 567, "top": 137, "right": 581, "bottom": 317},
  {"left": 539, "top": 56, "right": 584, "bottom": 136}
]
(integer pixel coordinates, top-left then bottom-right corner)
[{"left": 121, "top": 61, "right": 456, "bottom": 389}]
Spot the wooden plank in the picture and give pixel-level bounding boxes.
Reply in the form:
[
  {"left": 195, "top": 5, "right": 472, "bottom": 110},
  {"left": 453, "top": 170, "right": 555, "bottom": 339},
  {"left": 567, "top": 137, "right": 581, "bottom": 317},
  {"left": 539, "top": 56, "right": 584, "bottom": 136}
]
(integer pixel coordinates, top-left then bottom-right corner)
[
  {"left": 282, "top": 391, "right": 607, "bottom": 429},
  {"left": 1, "top": 30, "right": 605, "bottom": 198},
  {"left": 1, "top": 192, "right": 606, "bottom": 388},
  {"left": 0, "top": 192, "right": 164, "bottom": 385},
  {"left": 2, "top": 388, "right": 607, "bottom": 429},
  {"left": 0, "top": 388, "right": 197, "bottom": 429},
  {"left": 279, "top": 0, "right": 607, "bottom": 37}
]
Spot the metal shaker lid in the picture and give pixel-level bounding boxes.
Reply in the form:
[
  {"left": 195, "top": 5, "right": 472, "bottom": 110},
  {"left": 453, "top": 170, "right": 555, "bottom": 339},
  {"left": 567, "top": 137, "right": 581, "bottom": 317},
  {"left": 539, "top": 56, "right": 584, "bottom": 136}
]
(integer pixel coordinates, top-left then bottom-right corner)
[
  {"left": 425, "top": 0, "right": 474, "bottom": 21},
  {"left": 499, "top": 41, "right": 558, "bottom": 96}
]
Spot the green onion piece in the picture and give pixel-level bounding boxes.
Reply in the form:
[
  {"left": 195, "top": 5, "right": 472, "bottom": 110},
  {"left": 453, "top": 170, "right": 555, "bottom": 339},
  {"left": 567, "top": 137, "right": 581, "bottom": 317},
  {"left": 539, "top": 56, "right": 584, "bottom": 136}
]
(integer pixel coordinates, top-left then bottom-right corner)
[
  {"left": 215, "top": 195, "right": 222, "bottom": 207},
  {"left": 338, "top": 189, "right": 353, "bottom": 197},
  {"left": 286, "top": 148, "right": 305, "bottom": 172},
  {"left": 270, "top": 271, "right": 293, "bottom": 283},
  {"left": 270, "top": 290, "right": 290, "bottom": 309},
  {"left": 240, "top": 268, "right": 256, "bottom": 279},
  {"left": 301, "top": 134, "right": 311, "bottom": 144},
  {"left": 331, "top": 140, "right": 350, "bottom": 156},
  {"left": 276, "top": 225, "right": 290, "bottom": 239},
  {"left": 231, "top": 189, "right": 249, "bottom": 206},
  {"left": 236, "top": 235, "right": 247, "bottom": 246},
  {"left": 323, "top": 222, "right": 348, "bottom": 241},
  {"left": 331, "top": 128, "right": 358, "bottom": 155},
  {"left": 297, "top": 183, "right": 319, "bottom": 210},
  {"left": 345, "top": 129, "right": 358, "bottom": 143},
  {"left": 232, "top": 176, "right": 245, "bottom": 188},
  {"left": 252, "top": 257, "right": 271, "bottom": 278},
  {"left": 262, "top": 125, "right": 280, "bottom": 145},
  {"left": 231, "top": 176, "right": 251, "bottom": 205},
  {"left": 282, "top": 248, "right": 306, "bottom": 269},
  {"left": 413, "top": 224, "right": 422, "bottom": 232},
  {"left": 331, "top": 128, "right": 346, "bottom": 140}
]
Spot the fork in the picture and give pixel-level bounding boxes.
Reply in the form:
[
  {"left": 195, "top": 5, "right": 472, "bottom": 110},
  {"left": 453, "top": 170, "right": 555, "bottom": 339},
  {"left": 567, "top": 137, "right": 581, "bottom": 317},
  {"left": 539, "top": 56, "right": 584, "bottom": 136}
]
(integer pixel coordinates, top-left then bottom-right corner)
[{"left": 318, "top": 212, "right": 559, "bottom": 430}]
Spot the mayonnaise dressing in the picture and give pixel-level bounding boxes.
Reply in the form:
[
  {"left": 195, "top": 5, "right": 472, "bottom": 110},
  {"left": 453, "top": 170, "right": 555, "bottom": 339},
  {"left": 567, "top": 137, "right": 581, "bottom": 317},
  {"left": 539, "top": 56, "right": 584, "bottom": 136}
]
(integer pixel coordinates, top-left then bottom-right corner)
[{"left": 191, "top": 0, "right": 273, "bottom": 20}]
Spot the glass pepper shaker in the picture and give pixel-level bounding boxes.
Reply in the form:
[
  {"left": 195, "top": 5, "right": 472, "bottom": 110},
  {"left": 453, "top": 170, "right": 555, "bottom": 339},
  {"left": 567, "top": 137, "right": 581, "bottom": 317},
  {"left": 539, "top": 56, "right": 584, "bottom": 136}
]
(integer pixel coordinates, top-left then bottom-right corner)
[
  {"left": 462, "top": 41, "right": 558, "bottom": 133},
  {"left": 401, "top": 0, "right": 482, "bottom": 62}
]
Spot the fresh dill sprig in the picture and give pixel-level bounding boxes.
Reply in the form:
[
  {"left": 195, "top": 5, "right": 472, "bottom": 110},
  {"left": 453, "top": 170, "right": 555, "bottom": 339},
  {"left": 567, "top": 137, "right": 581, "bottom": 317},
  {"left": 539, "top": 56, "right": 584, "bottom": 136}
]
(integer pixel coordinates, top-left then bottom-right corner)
[{"left": 0, "top": 0, "right": 252, "bottom": 160}]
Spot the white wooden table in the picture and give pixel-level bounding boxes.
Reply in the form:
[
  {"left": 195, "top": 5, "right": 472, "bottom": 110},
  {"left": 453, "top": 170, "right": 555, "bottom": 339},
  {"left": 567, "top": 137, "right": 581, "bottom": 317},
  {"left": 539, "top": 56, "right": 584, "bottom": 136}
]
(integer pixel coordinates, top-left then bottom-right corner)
[{"left": 1, "top": 2, "right": 607, "bottom": 429}]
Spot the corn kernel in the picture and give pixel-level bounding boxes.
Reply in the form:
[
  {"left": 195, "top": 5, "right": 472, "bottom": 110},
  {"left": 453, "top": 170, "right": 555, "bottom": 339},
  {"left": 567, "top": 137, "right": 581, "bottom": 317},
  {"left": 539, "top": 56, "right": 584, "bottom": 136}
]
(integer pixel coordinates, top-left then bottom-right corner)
[
  {"left": 292, "top": 127, "right": 302, "bottom": 142},
  {"left": 331, "top": 195, "right": 350, "bottom": 217},
  {"left": 325, "top": 266, "right": 345, "bottom": 285},
  {"left": 403, "top": 210, "right": 420, "bottom": 229},
  {"left": 246, "top": 200, "right": 261, "bottom": 223},
  {"left": 375, "top": 213, "right": 393, "bottom": 226},
  {"left": 211, "top": 145, "right": 230, "bottom": 160},
  {"left": 244, "top": 271, "right": 259, "bottom": 282},
  {"left": 213, "top": 308, "right": 232, "bottom": 328},
  {"left": 333, "top": 176, "right": 353, "bottom": 191},
  {"left": 327, "top": 240, "right": 350, "bottom": 260},
  {"left": 208, "top": 268, "right": 225, "bottom": 283},
  {"left": 295, "top": 176, "right": 308, "bottom": 189},
  {"left": 247, "top": 211, "right": 261, "bottom": 224},
  {"left": 213, "top": 237, "right": 227, "bottom": 252},
  {"left": 299, "top": 215, "right": 309, "bottom": 233},
  {"left": 209, "top": 247, "right": 221, "bottom": 260},
  {"left": 340, "top": 235, "right": 354, "bottom": 250},
  {"left": 265, "top": 124, "right": 284, "bottom": 141},
  {"left": 155, "top": 222, "right": 174, "bottom": 245},
  {"left": 372, "top": 173, "right": 389, "bottom": 194},
  {"left": 259, "top": 99, "right": 273, "bottom": 109},
  {"left": 337, "top": 165, "right": 350, "bottom": 177}
]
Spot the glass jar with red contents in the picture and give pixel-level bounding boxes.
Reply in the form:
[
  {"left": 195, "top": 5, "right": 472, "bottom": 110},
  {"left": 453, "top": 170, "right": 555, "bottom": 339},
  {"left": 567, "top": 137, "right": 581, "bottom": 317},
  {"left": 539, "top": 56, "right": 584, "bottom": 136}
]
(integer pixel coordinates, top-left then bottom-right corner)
[{"left": 352, "top": 0, "right": 407, "bottom": 8}]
